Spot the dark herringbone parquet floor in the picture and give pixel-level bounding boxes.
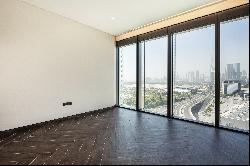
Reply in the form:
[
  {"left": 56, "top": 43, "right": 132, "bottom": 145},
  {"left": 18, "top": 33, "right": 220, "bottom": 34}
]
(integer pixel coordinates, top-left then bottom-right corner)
[{"left": 0, "top": 107, "right": 249, "bottom": 165}]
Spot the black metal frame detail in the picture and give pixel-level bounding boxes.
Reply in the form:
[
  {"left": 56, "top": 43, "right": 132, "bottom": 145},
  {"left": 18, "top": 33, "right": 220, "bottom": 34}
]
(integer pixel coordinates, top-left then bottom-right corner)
[
  {"left": 167, "top": 34, "right": 173, "bottom": 118},
  {"left": 215, "top": 15, "right": 220, "bottom": 128},
  {"left": 116, "top": 47, "right": 120, "bottom": 106},
  {"left": 116, "top": 4, "right": 249, "bottom": 134},
  {"left": 136, "top": 36, "right": 140, "bottom": 110}
]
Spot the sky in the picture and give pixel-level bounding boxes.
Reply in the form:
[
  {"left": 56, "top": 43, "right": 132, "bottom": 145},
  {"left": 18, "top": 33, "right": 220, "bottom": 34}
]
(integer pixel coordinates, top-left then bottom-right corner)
[
  {"left": 120, "top": 17, "right": 249, "bottom": 82},
  {"left": 145, "top": 37, "right": 168, "bottom": 79},
  {"left": 220, "top": 18, "right": 249, "bottom": 74},
  {"left": 175, "top": 25, "right": 215, "bottom": 79},
  {"left": 119, "top": 44, "right": 136, "bottom": 82}
]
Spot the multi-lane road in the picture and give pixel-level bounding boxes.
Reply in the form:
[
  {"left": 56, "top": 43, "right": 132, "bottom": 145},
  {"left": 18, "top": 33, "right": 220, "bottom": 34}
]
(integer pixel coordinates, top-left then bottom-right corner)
[{"left": 173, "top": 93, "right": 214, "bottom": 121}]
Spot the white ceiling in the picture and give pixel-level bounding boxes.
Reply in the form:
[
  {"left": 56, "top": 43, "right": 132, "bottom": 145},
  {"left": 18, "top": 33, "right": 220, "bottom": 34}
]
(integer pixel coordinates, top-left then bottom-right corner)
[{"left": 21, "top": 0, "right": 218, "bottom": 35}]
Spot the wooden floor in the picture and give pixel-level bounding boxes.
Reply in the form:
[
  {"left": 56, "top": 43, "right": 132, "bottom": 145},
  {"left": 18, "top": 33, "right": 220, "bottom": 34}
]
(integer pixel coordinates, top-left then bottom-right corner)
[{"left": 0, "top": 107, "right": 249, "bottom": 165}]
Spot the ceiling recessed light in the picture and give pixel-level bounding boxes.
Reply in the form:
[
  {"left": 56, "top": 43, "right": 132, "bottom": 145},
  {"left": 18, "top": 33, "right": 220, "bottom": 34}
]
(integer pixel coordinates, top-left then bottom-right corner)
[{"left": 111, "top": 17, "right": 116, "bottom": 20}]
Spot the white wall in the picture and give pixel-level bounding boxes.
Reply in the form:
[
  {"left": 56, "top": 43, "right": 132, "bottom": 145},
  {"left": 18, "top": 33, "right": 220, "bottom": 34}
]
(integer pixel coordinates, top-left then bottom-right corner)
[{"left": 0, "top": 0, "right": 115, "bottom": 131}]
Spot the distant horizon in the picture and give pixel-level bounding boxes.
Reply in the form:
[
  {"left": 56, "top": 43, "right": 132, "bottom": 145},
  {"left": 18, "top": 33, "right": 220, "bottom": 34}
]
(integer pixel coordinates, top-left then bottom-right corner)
[{"left": 120, "top": 17, "right": 249, "bottom": 82}]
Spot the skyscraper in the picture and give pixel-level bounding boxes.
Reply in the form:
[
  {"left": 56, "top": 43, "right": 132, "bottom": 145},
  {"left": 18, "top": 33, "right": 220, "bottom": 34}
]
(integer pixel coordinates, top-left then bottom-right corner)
[
  {"left": 225, "top": 63, "right": 241, "bottom": 80},
  {"left": 188, "top": 71, "right": 195, "bottom": 82},
  {"left": 196, "top": 70, "right": 199, "bottom": 83},
  {"left": 210, "top": 63, "right": 215, "bottom": 84}
]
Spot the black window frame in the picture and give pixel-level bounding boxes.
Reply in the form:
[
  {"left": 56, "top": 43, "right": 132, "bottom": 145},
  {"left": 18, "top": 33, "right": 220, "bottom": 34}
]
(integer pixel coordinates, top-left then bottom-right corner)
[
  {"left": 116, "top": 4, "right": 249, "bottom": 134},
  {"left": 117, "top": 43, "right": 137, "bottom": 110},
  {"left": 139, "top": 36, "right": 169, "bottom": 116}
]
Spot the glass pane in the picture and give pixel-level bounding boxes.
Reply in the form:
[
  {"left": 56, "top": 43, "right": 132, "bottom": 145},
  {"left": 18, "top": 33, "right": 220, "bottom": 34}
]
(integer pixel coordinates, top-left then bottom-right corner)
[
  {"left": 119, "top": 44, "right": 136, "bottom": 109},
  {"left": 141, "top": 37, "right": 168, "bottom": 116},
  {"left": 220, "top": 17, "right": 249, "bottom": 131},
  {"left": 173, "top": 26, "right": 215, "bottom": 124}
]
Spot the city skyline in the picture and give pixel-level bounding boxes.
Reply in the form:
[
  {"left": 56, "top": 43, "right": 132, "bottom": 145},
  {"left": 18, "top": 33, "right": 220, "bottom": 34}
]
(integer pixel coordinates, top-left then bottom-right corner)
[
  {"left": 119, "top": 16, "right": 249, "bottom": 131},
  {"left": 120, "top": 61, "right": 249, "bottom": 83},
  {"left": 120, "top": 17, "right": 249, "bottom": 82}
]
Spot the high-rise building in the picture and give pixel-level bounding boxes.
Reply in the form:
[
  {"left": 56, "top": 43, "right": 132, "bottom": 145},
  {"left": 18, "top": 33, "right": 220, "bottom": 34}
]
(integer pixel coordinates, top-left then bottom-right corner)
[
  {"left": 196, "top": 70, "right": 199, "bottom": 83},
  {"left": 210, "top": 64, "right": 215, "bottom": 83},
  {"left": 188, "top": 71, "right": 195, "bottom": 82},
  {"left": 241, "top": 70, "right": 248, "bottom": 80},
  {"left": 225, "top": 63, "right": 241, "bottom": 80}
]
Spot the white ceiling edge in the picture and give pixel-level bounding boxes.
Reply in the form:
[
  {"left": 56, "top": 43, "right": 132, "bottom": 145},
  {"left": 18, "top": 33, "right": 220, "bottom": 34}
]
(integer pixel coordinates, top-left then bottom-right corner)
[
  {"left": 18, "top": 0, "right": 111, "bottom": 36},
  {"left": 20, "top": 0, "right": 219, "bottom": 36},
  {"left": 117, "top": 0, "right": 225, "bottom": 36}
]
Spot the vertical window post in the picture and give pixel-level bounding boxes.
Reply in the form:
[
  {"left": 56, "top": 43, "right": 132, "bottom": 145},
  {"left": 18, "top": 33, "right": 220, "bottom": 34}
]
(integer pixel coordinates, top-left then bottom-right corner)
[
  {"left": 116, "top": 46, "right": 120, "bottom": 107},
  {"left": 215, "top": 16, "right": 220, "bottom": 127},
  {"left": 167, "top": 34, "right": 173, "bottom": 117},
  {"left": 136, "top": 36, "right": 140, "bottom": 111}
]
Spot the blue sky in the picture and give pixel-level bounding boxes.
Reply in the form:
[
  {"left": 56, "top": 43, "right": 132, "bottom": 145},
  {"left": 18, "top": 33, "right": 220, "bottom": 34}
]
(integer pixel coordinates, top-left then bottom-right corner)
[
  {"left": 175, "top": 25, "right": 215, "bottom": 79},
  {"left": 220, "top": 17, "right": 249, "bottom": 74},
  {"left": 145, "top": 37, "right": 168, "bottom": 79},
  {"left": 120, "top": 17, "right": 249, "bottom": 82}
]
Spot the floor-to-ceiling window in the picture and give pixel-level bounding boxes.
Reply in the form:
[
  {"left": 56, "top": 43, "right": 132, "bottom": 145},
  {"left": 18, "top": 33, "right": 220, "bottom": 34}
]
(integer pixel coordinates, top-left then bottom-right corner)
[
  {"left": 220, "top": 17, "right": 249, "bottom": 131},
  {"left": 140, "top": 37, "right": 168, "bottom": 116},
  {"left": 117, "top": 5, "right": 249, "bottom": 133},
  {"left": 173, "top": 26, "right": 215, "bottom": 124},
  {"left": 119, "top": 44, "right": 136, "bottom": 109}
]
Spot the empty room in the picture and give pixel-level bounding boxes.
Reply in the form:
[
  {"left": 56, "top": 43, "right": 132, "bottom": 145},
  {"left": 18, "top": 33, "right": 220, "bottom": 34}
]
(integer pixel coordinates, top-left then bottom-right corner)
[{"left": 0, "top": 0, "right": 249, "bottom": 165}]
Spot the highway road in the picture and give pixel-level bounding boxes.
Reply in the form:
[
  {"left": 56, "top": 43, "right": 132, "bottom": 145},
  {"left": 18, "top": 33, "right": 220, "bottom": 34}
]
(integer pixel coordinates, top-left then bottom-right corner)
[{"left": 174, "top": 93, "right": 214, "bottom": 121}]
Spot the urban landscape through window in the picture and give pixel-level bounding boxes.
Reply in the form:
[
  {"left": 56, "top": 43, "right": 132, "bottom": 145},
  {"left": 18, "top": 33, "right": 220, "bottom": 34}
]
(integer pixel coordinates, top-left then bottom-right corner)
[
  {"left": 119, "top": 44, "right": 136, "bottom": 109},
  {"left": 220, "top": 17, "right": 249, "bottom": 131},
  {"left": 173, "top": 26, "right": 215, "bottom": 124},
  {"left": 141, "top": 37, "right": 168, "bottom": 115},
  {"left": 118, "top": 16, "right": 249, "bottom": 132}
]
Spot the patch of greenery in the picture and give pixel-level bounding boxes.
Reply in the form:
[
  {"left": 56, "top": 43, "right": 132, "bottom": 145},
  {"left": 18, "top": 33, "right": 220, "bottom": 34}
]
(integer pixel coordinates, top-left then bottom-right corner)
[{"left": 144, "top": 88, "right": 167, "bottom": 109}]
